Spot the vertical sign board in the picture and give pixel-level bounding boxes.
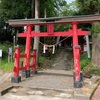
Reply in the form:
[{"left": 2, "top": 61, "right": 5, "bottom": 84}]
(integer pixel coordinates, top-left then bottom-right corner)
[
  {"left": 0, "top": 49, "right": 2, "bottom": 62},
  {"left": 86, "top": 35, "right": 91, "bottom": 58},
  {"left": 8, "top": 48, "right": 13, "bottom": 63},
  {"left": 8, "top": 48, "right": 12, "bottom": 56},
  {"left": 0, "top": 49, "right": 2, "bottom": 57},
  {"left": 84, "top": 45, "right": 87, "bottom": 52}
]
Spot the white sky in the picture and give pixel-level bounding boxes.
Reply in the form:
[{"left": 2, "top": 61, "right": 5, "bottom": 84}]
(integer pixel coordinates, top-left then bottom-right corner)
[{"left": 66, "top": 0, "right": 75, "bottom": 4}]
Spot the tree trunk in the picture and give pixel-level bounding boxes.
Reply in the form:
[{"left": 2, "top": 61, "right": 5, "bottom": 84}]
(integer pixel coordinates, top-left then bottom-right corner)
[
  {"left": 33, "top": 0, "right": 40, "bottom": 66},
  {"left": 92, "top": 33, "right": 100, "bottom": 67},
  {"left": 56, "top": 36, "right": 60, "bottom": 46},
  {"left": 31, "top": 0, "right": 35, "bottom": 18}
]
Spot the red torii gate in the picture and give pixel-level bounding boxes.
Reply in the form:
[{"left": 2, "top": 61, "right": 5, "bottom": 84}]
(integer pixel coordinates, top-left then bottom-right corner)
[{"left": 7, "top": 14, "right": 100, "bottom": 88}]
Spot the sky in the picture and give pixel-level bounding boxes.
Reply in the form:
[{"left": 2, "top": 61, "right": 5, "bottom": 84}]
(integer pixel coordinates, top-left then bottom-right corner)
[{"left": 66, "top": 0, "right": 75, "bottom": 4}]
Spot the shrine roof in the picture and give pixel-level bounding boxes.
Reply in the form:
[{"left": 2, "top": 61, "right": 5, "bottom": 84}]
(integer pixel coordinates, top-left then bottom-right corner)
[{"left": 6, "top": 14, "right": 100, "bottom": 26}]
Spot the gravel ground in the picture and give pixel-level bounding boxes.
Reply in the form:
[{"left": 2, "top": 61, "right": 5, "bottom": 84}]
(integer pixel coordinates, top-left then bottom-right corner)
[{"left": 19, "top": 70, "right": 73, "bottom": 90}]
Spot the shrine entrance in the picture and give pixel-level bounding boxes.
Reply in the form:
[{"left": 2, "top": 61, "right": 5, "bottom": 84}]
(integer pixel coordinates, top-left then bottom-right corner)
[{"left": 7, "top": 14, "right": 100, "bottom": 88}]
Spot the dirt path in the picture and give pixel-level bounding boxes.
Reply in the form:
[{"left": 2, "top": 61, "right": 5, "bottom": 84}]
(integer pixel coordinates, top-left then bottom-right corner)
[{"left": 51, "top": 48, "right": 73, "bottom": 70}]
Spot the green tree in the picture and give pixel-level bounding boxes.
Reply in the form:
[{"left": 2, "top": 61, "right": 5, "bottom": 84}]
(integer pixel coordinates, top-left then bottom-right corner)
[
  {"left": 0, "top": 0, "right": 31, "bottom": 41},
  {"left": 76, "top": 0, "right": 100, "bottom": 68},
  {"left": 0, "top": 0, "right": 67, "bottom": 40},
  {"left": 76, "top": 0, "right": 100, "bottom": 15},
  {"left": 39, "top": 0, "right": 66, "bottom": 18}
]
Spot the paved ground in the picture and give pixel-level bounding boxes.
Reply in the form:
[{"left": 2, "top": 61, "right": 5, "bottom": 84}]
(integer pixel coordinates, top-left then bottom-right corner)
[
  {"left": 0, "top": 70, "right": 99, "bottom": 100},
  {"left": 19, "top": 70, "right": 73, "bottom": 90},
  {"left": 0, "top": 93, "right": 74, "bottom": 100}
]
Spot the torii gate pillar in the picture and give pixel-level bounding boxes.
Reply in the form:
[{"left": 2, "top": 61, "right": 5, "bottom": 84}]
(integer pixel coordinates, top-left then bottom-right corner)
[{"left": 72, "top": 22, "right": 83, "bottom": 88}]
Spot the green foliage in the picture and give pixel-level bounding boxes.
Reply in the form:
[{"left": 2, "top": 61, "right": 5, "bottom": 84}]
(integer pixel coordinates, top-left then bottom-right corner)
[
  {"left": 39, "top": 55, "right": 46, "bottom": 67},
  {"left": 90, "top": 67, "right": 100, "bottom": 76},
  {"left": 0, "top": 59, "right": 13, "bottom": 71},
  {"left": 80, "top": 53, "right": 91, "bottom": 69},
  {"left": 0, "top": 0, "right": 31, "bottom": 42},
  {"left": 41, "top": 0, "right": 66, "bottom": 17},
  {"left": 76, "top": 0, "right": 100, "bottom": 15},
  {"left": 0, "top": 0, "right": 67, "bottom": 20},
  {"left": 83, "top": 64, "right": 100, "bottom": 76},
  {"left": 91, "top": 23, "right": 100, "bottom": 38},
  {"left": 0, "top": 43, "right": 14, "bottom": 71},
  {"left": 75, "top": 0, "right": 100, "bottom": 33},
  {"left": 54, "top": 1, "right": 77, "bottom": 31},
  {"left": 0, "top": 0, "right": 31, "bottom": 19},
  {"left": 0, "top": 0, "right": 67, "bottom": 42},
  {"left": 61, "top": 1, "right": 78, "bottom": 16},
  {"left": 0, "top": 43, "right": 13, "bottom": 58},
  {"left": 78, "top": 51, "right": 100, "bottom": 76}
]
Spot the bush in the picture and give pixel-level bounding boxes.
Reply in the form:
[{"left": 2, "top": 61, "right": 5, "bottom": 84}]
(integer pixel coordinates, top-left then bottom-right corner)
[
  {"left": 0, "top": 43, "right": 14, "bottom": 71},
  {"left": 91, "top": 23, "right": 100, "bottom": 38},
  {"left": 38, "top": 55, "right": 47, "bottom": 67},
  {"left": 81, "top": 52, "right": 91, "bottom": 69}
]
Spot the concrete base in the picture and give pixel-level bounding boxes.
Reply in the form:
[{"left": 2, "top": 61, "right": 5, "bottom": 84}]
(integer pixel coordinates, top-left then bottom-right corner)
[
  {"left": 73, "top": 71, "right": 83, "bottom": 81},
  {"left": 73, "top": 71, "right": 83, "bottom": 88},
  {"left": 74, "top": 81, "right": 83, "bottom": 88},
  {"left": 21, "top": 70, "right": 30, "bottom": 78},
  {"left": 31, "top": 70, "right": 37, "bottom": 75},
  {"left": 11, "top": 76, "right": 21, "bottom": 83}
]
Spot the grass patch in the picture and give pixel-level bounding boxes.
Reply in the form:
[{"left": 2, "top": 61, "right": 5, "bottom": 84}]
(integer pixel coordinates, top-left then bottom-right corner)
[
  {"left": 0, "top": 43, "right": 14, "bottom": 72},
  {"left": 0, "top": 61, "right": 13, "bottom": 72},
  {"left": 39, "top": 55, "right": 47, "bottom": 67},
  {"left": 81, "top": 52, "right": 91, "bottom": 69},
  {"left": 81, "top": 52, "right": 100, "bottom": 76},
  {"left": 90, "top": 67, "right": 100, "bottom": 76}
]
